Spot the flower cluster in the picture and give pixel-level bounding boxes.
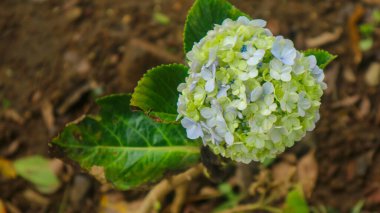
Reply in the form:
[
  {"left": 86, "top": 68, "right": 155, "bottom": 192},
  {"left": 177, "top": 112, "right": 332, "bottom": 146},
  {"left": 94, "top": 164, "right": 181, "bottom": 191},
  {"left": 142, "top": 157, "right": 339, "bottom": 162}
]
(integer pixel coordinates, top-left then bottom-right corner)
[{"left": 177, "top": 17, "right": 326, "bottom": 163}]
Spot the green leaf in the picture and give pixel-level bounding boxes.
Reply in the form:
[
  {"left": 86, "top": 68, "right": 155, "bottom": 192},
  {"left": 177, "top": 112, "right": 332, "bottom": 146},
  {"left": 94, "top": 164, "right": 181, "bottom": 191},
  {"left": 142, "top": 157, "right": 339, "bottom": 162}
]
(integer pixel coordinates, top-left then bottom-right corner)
[
  {"left": 284, "top": 185, "right": 310, "bottom": 213},
  {"left": 52, "top": 94, "right": 200, "bottom": 190},
  {"left": 351, "top": 200, "right": 365, "bottom": 213},
  {"left": 14, "top": 155, "right": 60, "bottom": 194},
  {"left": 184, "top": 0, "right": 249, "bottom": 53},
  {"left": 303, "top": 49, "right": 337, "bottom": 69},
  {"left": 131, "top": 64, "right": 188, "bottom": 123},
  {"left": 214, "top": 183, "right": 242, "bottom": 212},
  {"left": 153, "top": 12, "right": 170, "bottom": 25}
]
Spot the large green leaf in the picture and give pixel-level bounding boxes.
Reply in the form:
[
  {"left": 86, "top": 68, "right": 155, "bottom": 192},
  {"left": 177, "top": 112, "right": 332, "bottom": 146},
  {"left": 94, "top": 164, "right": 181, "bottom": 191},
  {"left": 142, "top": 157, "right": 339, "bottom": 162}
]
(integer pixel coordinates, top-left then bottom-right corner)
[
  {"left": 303, "top": 49, "right": 337, "bottom": 69},
  {"left": 184, "top": 0, "right": 249, "bottom": 53},
  {"left": 51, "top": 94, "right": 200, "bottom": 190},
  {"left": 131, "top": 64, "right": 188, "bottom": 123}
]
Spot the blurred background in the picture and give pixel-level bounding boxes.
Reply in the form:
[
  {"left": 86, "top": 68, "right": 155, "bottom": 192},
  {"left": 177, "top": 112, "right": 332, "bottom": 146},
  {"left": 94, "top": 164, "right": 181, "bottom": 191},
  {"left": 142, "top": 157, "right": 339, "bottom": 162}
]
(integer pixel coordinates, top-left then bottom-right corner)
[{"left": 1, "top": 0, "right": 380, "bottom": 212}]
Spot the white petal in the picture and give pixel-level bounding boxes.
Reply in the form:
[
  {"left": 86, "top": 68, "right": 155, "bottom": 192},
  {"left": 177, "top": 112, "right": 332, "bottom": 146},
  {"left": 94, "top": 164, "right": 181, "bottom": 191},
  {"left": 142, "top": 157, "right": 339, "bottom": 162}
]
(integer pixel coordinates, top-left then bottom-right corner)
[
  {"left": 200, "top": 108, "right": 215, "bottom": 119},
  {"left": 254, "top": 49, "right": 265, "bottom": 59},
  {"left": 261, "top": 109, "right": 271, "bottom": 116},
  {"left": 236, "top": 100, "right": 247, "bottom": 110},
  {"left": 262, "top": 82, "right": 274, "bottom": 94},
  {"left": 247, "top": 57, "right": 257, "bottom": 66},
  {"left": 270, "top": 58, "right": 282, "bottom": 70},
  {"left": 225, "top": 132, "right": 234, "bottom": 145},
  {"left": 255, "top": 138, "right": 265, "bottom": 148},
  {"left": 248, "top": 68, "right": 258, "bottom": 78},
  {"left": 239, "top": 72, "right": 249, "bottom": 81},
  {"left": 298, "top": 107, "right": 305, "bottom": 117},
  {"left": 206, "top": 48, "right": 217, "bottom": 67},
  {"left": 205, "top": 79, "right": 215, "bottom": 92},
  {"left": 270, "top": 128, "right": 282, "bottom": 143},
  {"left": 250, "top": 87, "right": 263, "bottom": 102},
  {"left": 237, "top": 16, "right": 250, "bottom": 25},
  {"left": 241, "top": 52, "right": 250, "bottom": 59},
  {"left": 264, "top": 28, "right": 273, "bottom": 36},
  {"left": 270, "top": 70, "right": 281, "bottom": 80},
  {"left": 223, "top": 36, "right": 237, "bottom": 48},
  {"left": 281, "top": 73, "right": 291, "bottom": 82},
  {"left": 200, "top": 67, "right": 212, "bottom": 80},
  {"left": 206, "top": 118, "right": 217, "bottom": 128},
  {"left": 222, "top": 18, "right": 233, "bottom": 26},
  {"left": 264, "top": 95, "right": 274, "bottom": 105},
  {"left": 250, "top": 19, "right": 267, "bottom": 27},
  {"left": 217, "top": 85, "right": 230, "bottom": 98}
]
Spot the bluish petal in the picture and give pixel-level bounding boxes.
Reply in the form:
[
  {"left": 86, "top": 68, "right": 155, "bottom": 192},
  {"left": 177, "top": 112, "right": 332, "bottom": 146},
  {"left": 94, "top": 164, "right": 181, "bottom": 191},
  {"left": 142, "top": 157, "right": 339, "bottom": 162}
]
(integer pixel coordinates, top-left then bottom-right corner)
[
  {"left": 181, "top": 117, "right": 195, "bottom": 129},
  {"left": 187, "top": 124, "right": 203, "bottom": 139}
]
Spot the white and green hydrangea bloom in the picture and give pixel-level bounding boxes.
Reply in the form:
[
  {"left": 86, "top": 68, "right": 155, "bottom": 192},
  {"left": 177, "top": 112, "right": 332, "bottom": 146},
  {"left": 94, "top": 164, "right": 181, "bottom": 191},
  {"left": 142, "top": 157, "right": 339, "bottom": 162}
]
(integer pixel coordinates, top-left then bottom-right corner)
[{"left": 177, "top": 16, "right": 326, "bottom": 163}]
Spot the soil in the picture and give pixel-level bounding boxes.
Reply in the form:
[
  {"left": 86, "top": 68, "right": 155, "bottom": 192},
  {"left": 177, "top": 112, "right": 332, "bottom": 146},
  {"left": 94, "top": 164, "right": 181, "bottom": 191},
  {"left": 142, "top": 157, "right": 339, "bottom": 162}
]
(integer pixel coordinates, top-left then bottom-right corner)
[{"left": 1, "top": 0, "right": 380, "bottom": 212}]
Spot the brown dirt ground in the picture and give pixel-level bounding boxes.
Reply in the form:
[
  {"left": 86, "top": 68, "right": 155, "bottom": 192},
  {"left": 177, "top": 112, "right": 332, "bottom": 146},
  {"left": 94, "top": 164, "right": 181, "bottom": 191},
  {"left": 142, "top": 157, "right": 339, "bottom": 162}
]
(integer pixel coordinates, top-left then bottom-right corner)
[{"left": 1, "top": 0, "right": 380, "bottom": 212}]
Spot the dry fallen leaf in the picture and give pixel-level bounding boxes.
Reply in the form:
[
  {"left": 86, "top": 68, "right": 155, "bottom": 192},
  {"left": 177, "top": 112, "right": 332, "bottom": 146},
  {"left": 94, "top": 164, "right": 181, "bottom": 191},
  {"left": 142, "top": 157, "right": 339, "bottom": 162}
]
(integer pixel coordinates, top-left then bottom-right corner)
[
  {"left": 367, "top": 188, "right": 380, "bottom": 204},
  {"left": 272, "top": 162, "right": 297, "bottom": 197},
  {"left": 0, "top": 157, "right": 17, "bottom": 180},
  {"left": 90, "top": 165, "right": 107, "bottom": 184},
  {"left": 22, "top": 189, "right": 50, "bottom": 206},
  {"left": 343, "top": 66, "right": 357, "bottom": 83},
  {"left": 356, "top": 97, "right": 371, "bottom": 120},
  {"left": 297, "top": 149, "right": 318, "bottom": 198},
  {"left": 0, "top": 200, "right": 6, "bottom": 213},
  {"left": 364, "top": 63, "right": 380, "bottom": 87}
]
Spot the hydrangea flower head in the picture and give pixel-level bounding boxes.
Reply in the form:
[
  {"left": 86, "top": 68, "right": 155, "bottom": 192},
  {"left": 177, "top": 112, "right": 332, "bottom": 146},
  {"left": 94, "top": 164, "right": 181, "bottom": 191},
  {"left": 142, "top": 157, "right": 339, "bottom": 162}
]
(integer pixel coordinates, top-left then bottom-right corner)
[{"left": 177, "top": 17, "right": 325, "bottom": 163}]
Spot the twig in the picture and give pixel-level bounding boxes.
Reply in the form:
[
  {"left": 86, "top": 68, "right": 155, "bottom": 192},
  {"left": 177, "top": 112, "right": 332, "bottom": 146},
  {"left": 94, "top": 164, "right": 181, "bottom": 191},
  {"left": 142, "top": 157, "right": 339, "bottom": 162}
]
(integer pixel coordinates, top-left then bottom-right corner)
[
  {"left": 129, "top": 38, "right": 183, "bottom": 63},
  {"left": 57, "top": 80, "right": 98, "bottom": 115},
  {"left": 305, "top": 27, "right": 343, "bottom": 48},
  {"left": 170, "top": 183, "right": 188, "bottom": 213},
  {"left": 362, "top": 0, "right": 380, "bottom": 5},
  {"left": 348, "top": 4, "right": 365, "bottom": 65},
  {"left": 219, "top": 203, "right": 282, "bottom": 213},
  {"left": 41, "top": 99, "right": 55, "bottom": 134},
  {"left": 138, "top": 164, "right": 203, "bottom": 213}
]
